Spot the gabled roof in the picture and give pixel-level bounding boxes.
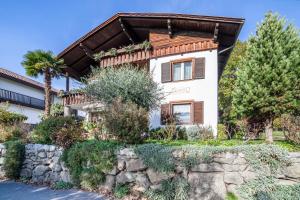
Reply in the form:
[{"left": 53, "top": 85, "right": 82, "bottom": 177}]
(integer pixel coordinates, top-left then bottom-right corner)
[
  {"left": 0, "top": 67, "right": 59, "bottom": 94},
  {"left": 58, "top": 12, "right": 244, "bottom": 80}
]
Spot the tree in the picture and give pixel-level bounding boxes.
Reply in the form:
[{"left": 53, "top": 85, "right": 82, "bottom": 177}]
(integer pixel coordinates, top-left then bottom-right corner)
[
  {"left": 22, "top": 50, "right": 65, "bottom": 117},
  {"left": 232, "top": 12, "right": 300, "bottom": 143},
  {"left": 83, "top": 64, "right": 163, "bottom": 111},
  {"left": 219, "top": 40, "right": 247, "bottom": 123}
]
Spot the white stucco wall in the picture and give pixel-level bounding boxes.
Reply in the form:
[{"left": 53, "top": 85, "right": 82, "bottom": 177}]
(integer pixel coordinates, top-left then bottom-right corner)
[
  {"left": 0, "top": 77, "right": 45, "bottom": 99},
  {"left": 6, "top": 104, "right": 43, "bottom": 124},
  {"left": 149, "top": 50, "right": 218, "bottom": 135}
]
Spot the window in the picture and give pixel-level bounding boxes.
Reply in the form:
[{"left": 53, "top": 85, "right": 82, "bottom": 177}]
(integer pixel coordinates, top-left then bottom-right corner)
[
  {"left": 172, "top": 61, "right": 192, "bottom": 81},
  {"left": 172, "top": 104, "right": 191, "bottom": 124},
  {"left": 184, "top": 61, "right": 192, "bottom": 79},
  {"left": 173, "top": 63, "right": 181, "bottom": 81}
]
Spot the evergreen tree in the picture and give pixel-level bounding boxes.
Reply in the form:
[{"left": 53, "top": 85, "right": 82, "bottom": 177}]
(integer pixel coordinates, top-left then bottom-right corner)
[
  {"left": 233, "top": 12, "right": 300, "bottom": 143},
  {"left": 219, "top": 40, "right": 247, "bottom": 123}
]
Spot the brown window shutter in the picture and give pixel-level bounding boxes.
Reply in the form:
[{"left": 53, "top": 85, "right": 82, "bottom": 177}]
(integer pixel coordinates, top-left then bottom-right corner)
[
  {"left": 161, "top": 62, "right": 171, "bottom": 83},
  {"left": 193, "top": 101, "right": 204, "bottom": 124},
  {"left": 161, "top": 103, "right": 170, "bottom": 125},
  {"left": 194, "top": 57, "right": 205, "bottom": 79}
]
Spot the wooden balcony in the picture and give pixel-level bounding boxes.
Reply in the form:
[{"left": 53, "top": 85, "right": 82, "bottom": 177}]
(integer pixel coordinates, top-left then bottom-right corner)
[
  {"left": 62, "top": 92, "right": 94, "bottom": 106},
  {"left": 99, "top": 47, "right": 151, "bottom": 68}
]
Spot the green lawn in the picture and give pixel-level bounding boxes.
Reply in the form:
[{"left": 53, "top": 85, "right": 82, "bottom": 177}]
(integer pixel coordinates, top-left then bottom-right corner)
[{"left": 146, "top": 138, "right": 300, "bottom": 152}]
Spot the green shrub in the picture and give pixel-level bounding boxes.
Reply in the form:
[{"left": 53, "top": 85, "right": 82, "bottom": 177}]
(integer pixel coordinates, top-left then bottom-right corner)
[
  {"left": 135, "top": 143, "right": 175, "bottom": 172},
  {"left": 31, "top": 116, "right": 79, "bottom": 144},
  {"left": 52, "top": 181, "right": 73, "bottom": 190},
  {"left": 114, "top": 184, "right": 130, "bottom": 199},
  {"left": 145, "top": 177, "right": 189, "bottom": 200},
  {"left": 217, "top": 124, "right": 227, "bottom": 139},
  {"left": 0, "top": 107, "right": 27, "bottom": 125},
  {"left": 3, "top": 140, "right": 25, "bottom": 179},
  {"left": 180, "top": 144, "right": 290, "bottom": 172},
  {"left": 238, "top": 176, "right": 300, "bottom": 200},
  {"left": 149, "top": 126, "right": 186, "bottom": 140},
  {"left": 0, "top": 125, "right": 22, "bottom": 143},
  {"left": 102, "top": 99, "right": 149, "bottom": 144},
  {"left": 50, "top": 120, "right": 85, "bottom": 149},
  {"left": 83, "top": 65, "right": 163, "bottom": 111},
  {"left": 62, "top": 140, "right": 121, "bottom": 189},
  {"left": 80, "top": 168, "right": 105, "bottom": 190},
  {"left": 226, "top": 192, "right": 238, "bottom": 200},
  {"left": 40, "top": 103, "right": 64, "bottom": 120},
  {"left": 186, "top": 125, "right": 214, "bottom": 141}
]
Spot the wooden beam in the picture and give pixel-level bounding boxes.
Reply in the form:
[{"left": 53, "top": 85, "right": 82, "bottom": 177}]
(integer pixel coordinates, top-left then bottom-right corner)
[
  {"left": 79, "top": 43, "right": 94, "bottom": 59},
  {"left": 65, "top": 72, "right": 70, "bottom": 92},
  {"left": 119, "top": 18, "right": 135, "bottom": 44},
  {"left": 213, "top": 23, "right": 219, "bottom": 42},
  {"left": 65, "top": 66, "right": 81, "bottom": 80},
  {"left": 69, "top": 30, "right": 123, "bottom": 67},
  {"left": 167, "top": 19, "right": 172, "bottom": 37}
]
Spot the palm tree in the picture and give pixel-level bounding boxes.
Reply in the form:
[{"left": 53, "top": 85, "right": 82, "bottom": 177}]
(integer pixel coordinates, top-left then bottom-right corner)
[{"left": 21, "top": 50, "right": 65, "bottom": 117}]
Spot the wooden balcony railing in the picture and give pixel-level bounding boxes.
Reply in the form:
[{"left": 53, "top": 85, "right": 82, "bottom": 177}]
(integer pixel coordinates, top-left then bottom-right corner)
[
  {"left": 99, "top": 48, "right": 151, "bottom": 67},
  {"left": 62, "top": 92, "right": 94, "bottom": 106}
]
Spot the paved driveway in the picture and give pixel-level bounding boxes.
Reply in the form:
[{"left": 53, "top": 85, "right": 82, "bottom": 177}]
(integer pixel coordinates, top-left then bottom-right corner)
[{"left": 0, "top": 180, "right": 106, "bottom": 200}]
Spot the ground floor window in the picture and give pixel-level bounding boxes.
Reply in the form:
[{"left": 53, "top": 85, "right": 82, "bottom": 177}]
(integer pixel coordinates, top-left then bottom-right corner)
[{"left": 172, "top": 103, "right": 191, "bottom": 124}]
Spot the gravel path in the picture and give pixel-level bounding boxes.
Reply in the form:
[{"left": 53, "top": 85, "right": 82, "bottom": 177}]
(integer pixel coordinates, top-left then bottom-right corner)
[{"left": 0, "top": 180, "right": 106, "bottom": 200}]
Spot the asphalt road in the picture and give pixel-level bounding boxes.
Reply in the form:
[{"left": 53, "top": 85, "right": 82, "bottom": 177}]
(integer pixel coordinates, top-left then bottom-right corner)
[{"left": 0, "top": 180, "right": 105, "bottom": 200}]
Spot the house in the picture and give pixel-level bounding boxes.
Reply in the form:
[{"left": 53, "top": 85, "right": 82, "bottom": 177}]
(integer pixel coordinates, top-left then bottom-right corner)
[
  {"left": 59, "top": 13, "right": 244, "bottom": 136},
  {"left": 0, "top": 67, "right": 60, "bottom": 124}
]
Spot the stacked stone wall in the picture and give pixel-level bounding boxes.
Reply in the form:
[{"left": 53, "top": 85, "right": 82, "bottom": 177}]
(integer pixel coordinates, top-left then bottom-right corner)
[{"left": 0, "top": 144, "right": 299, "bottom": 199}]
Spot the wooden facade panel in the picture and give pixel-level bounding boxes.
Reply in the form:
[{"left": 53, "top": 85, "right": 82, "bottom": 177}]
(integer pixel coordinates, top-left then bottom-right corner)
[
  {"left": 194, "top": 101, "right": 204, "bottom": 124},
  {"left": 149, "top": 31, "right": 213, "bottom": 49}
]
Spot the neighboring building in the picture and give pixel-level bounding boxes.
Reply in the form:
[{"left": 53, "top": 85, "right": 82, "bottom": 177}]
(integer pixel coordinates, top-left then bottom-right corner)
[
  {"left": 59, "top": 13, "right": 244, "bottom": 136},
  {"left": 0, "top": 67, "right": 60, "bottom": 124}
]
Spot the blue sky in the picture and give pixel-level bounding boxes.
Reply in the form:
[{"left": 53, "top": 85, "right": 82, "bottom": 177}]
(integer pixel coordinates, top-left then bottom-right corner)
[{"left": 0, "top": 0, "right": 299, "bottom": 90}]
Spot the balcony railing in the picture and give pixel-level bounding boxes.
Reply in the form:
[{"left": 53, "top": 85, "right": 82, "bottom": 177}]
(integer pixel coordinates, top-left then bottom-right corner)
[
  {"left": 0, "top": 88, "right": 45, "bottom": 109},
  {"left": 62, "top": 92, "right": 94, "bottom": 106}
]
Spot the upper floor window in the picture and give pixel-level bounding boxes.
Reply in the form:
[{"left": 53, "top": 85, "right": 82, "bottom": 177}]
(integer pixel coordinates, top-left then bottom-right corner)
[
  {"left": 172, "top": 61, "right": 192, "bottom": 81},
  {"left": 161, "top": 57, "right": 205, "bottom": 83}
]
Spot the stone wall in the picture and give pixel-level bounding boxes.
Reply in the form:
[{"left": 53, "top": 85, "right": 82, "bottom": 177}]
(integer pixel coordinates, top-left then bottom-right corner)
[
  {"left": 0, "top": 143, "right": 71, "bottom": 184},
  {"left": 113, "top": 148, "right": 300, "bottom": 200},
  {"left": 0, "top": 144, "right": 299, "bottom": 199}
]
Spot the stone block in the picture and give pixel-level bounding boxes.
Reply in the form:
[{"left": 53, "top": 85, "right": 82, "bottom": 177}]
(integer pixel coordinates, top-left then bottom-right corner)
[
  {"left": 223, "top": 164, "right": 247, "bottom": 172},
  {"left": 224, "top": 172, "right": 243, "bottom": 185},
  {"left": 134, "top": 172, "right": 150, "bottom": 192},
  {"left": 214, "top": 153, "right": 236, "bottom": 164},
  {"left": 284, "top": 163, "right": 300, "bottom": 179},
  {"left": 241, "top": 170, "right": 257, "bottom": 181},
  {"left": 101, "top": 175, "right": 115, "bottom": 191},
  {"left": 146, "top": 169, "right": 175, "bottom": 184},
  {"left": 126, "top": 159, "right": 147, "bottom": 172},
  {"left": 191, "top": 163, "right": 224, "bottom": 172},
  {"left": 117, "top": 159, "right": 126, "bottom": 171},
  {"left": 37, "top": 152, "right": 46, "bottom": 158},
  {"left": 61, "top": 171, "right": 72, "bottom": 183},
  {"left": 119, "top": 148, "right": 138, "bottom": 158},
  {"left": 33, "top": 165, "right": 50, "bottom": 177},
  {"left": 116, "top": 171, "right": 135, "bottom": 184},
  {"left": 188, "top": 172, "right": 226, "bottom": 200}
]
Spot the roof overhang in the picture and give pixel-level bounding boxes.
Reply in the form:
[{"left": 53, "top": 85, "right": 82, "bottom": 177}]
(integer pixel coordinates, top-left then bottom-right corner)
[{"left": 58, "top": 13, "right": 244, "bottom": 80}]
